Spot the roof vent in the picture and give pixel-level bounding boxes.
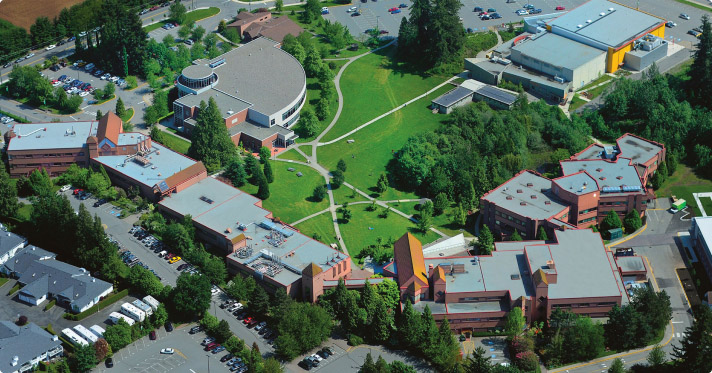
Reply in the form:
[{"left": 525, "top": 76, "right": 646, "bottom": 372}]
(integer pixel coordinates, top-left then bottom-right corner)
[
  {"left": 579, "top": 168, "right": 584, "bottom": 172},
  {"left": 600, "top": 177, "right": 606, "bottom": 180},
  {"left": 577, "top": 24, "right": 583, "bottom": 28},
  {"left": 586, "top": 19, "right": 592, "bottom": 23},
  {"left": 616, "top": 176, "right": 623, "bottom": 180},
  {"left": 609, "top": 7, "right": 614, "bottom": 11},
  {"left": 506, "top": 196, "right": 513, "bottom": 200},
  {"left": 526, "top": 183, "right": 534, "bottom": 187},
  {"left": 596, "top": 168, "right": 603, "bottom": 172},
  {"left": 511, "top": 274, "right": 521, "bottom": 280},
  {"left": 600, "top": 12, "right": 605, "bottom": 16},
  {"left": 544, "top": 201, "right": 551, "bottom": 205},
  {"left": 520, "top": 202, "right": 527, "bottom": 206},
  {"left": 531, "top": 195, "right": 537, "bottom": 199},
  {"left": 227, "top": 110, "right": 234, "bottom": 115},
  {"left": 517, "top": 189, "right": 523, "bottom": 193}
]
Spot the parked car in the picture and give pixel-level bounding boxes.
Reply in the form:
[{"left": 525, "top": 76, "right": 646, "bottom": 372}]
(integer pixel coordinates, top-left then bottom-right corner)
[
  {"left": 212, "top": 346, "right": 226, "bottom": 354},
  {"left": 529, "top": 9, "right": 541, "bottom": 14},
  {"left": 149, "top": 330, "right": 157, "bottom": 340},
  {"left": 25, "top": 53, "right": 35, "bottom": 59},
  {"left": 516, "top": 9, "right": 528, "bottom": 15},
  {"left": 202, "top": 337, "right": 216, "bottom": 345},
  {"left": 165, "top": 322, "right": 173, "bottom": 332},
  {"left": 491, "top": 13, "right": 502, "bottom": 19},
  {"left": 184, "top": 39, "right": 194, "bottom": 46},
  {"left": 168, "top": 256, "right": 181, "bottom": 264},
  {"left": 680, "top": 13, "right": 691, "bottom": 20},
  {"left": 352, "top": 11, "right": 361, "bottom": 16},
  {"left": 105, "top": 357, "right": 114, "bottom": 368},
  {"left": 50, "top": 65, "right": 61, "bottom": 71},
  {"left": 160, "top": 348, "right": 174, "bottom": 354},
  {"left": 487, "top": 8, "right": 496, "bottom": 12},
  {"left": 46, "top": 44, "right": 56, "bottom": 51},
  {"left": 666, "top": 21, "right": 677, "bottom": 28},
  {"left": 399, "top": 3, "right": 408, "bottom": 7},
  {"left": 391, "top": 8, "right": 401, "bottom": 13},
  {"left": 221, "top": 353, "right": 234, "bottom": 362},
  {"left": 555, "top": 5, "right": 566, "bottom": 10},
  {"left": 190, "top": 326, "right": 204, "bottom": 334}
]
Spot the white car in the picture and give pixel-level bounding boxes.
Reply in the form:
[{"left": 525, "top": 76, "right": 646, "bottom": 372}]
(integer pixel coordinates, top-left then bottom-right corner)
[
  {"left": 52, "top": 81, "right": 62, "bottom": 87},
  {"left": 321, "top": 7, "right": 328, "bottom": 11},
  {"left": 45, "top": 44, "right": 56, "bottom": 51},
  {"left": 79, "top": 91, "right": 89, "bottom": 97},
  {"left": 348, "top": 6, "right": 357, "bottom": 12},
  {"left": 516, "top": 9, "right": 528, "bottom": 15},
  {"left": 160, "top": 348, "right": 174, "bottom": 355},
  {"left": 311, "top": 353, "right": 323, "bottom": 362},
  {"left": 101, "top": 73, "right": 111, "bottom": 80},
  {"left": 110, "top": 76, "right": 120, "bottom": 83},
  {"left": 25, "top": 53, "right": 35, "bottom": 59},
  {"left": 60, "top": 185, "right": 71, "bottom": 192}
]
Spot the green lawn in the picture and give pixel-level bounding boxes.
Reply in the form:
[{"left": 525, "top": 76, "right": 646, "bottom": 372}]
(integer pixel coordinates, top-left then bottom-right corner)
[
  {"left": 276, "top": 149, "right": 307, "bottom": 162},
  {"left": 144, "top": 8, "right": 221, "bottom": 32},
  {"left": 293, "top": 211, "right": 338, "bottom": 246},
  {"left": 297, "top": 76, "right": 340, "bottom": 143},
  {"left": 587, "top": 81, "right": 613, "bottom": 99},
  {"left": 332, "top": 184, "right": 370, "bottom": 205},
  {"left": 319, "top": 45, "right": 449, "bottom": 142},
  {"left": 0, "top": 278, "right": 8, "bottom": 288},
  {"left": 674, "top": 0, "right": 712, "bottom": 12},
  {"left": 579, "top": 75, "right": 613, "bottom": 91},
  {"left": 568, "top": 94, "right": 588, "bottom": 112},
  {"left": 239, "top": 162, "right": 329, "bottom": 223},
  {"left": 390, "top": 201, "right": 476, "bottom": 237},
  {"left": 338, "top": 203, "right": 440, "bottom": 263},
  {"left": 700, "top": 195, "right": 712, "bottom": 216},
  {"left": 317, "top": 84, "right": 452, "bottom": 201},
  {"left": 16, "top": 203, "right": 32, "bottom": 222},
  {"left": 157, "top": 130, "right": 191, "bottom": 155},
  {"left": 657, "top": 165, "right": 712, "bottom": 216},
  {"left": 120, "top": 108, "right": 134, "bottom": 123}
]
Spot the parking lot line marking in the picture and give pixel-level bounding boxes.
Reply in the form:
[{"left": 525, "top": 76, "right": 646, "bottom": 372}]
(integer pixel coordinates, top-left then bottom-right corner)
[
  {"left": 674, "top": 267, "right": 692, "bottom": 307},
  {"left": 606, "top": 222, "right": 647, "bottom": 250}
]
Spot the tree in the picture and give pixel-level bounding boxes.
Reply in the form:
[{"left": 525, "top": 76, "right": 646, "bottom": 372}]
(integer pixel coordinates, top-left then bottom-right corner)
[
  {"left": 104, "top": 319, "right": 133, "bottom": 351},
  {"left": 340, "top": 205, "right": 352, "bottom": 222},
  {"left": 187, "top": 98, "right": 236, "bottom": 172},
  {"left": 647, "top": 344, "right": 666, "bottom": 367},
  {"left": 191, "top": 25, "right": 206, "bottom": 42},
  {"left": 224, "top": 157, "right": 247, "bottom": 187},
  {"left": 464, "top": 347, "right": 492, "bottom": 373},
  {"left": 264, "top": 358, "right": 283, "bottom": 373},
  {"left": 376, "top": 173, "right": 389, "bottom": 194},
  {"left": 672, "top": 305, "right": 712, "bottom": 372},
  {"left": 275, "top": 302, "right": 333, "bottom": 360},
  {"left": 170, "top": 2, "right": 188, "bottom": 24},
  {"left": 433, "top": 193, "right": 448, "bottom": 215},
  {"left": 0, "top": 167, "right": 18, "bottom": 218},
  {"left": 296, "top": 109, "right": 319, "bottom": 138},
  {"left": 96, "top": 110, "right": 103, "bottom": 120},
  {"left": 152, "top": 304, "right": 169, "bottom": 328},
  {"left": 477, "top": 225, "right": 494, "bottom": 255},
  {"left": 398, "top": 300, "right": 422, "bottom": 350},
  {"left": 115, "top": 97, "right": 126, "bottom": 119},
  {"left": 315, "top": 97, "right": 330, "bottom": 121},
  {"left": 257, "top": 169, "right": 271, "bottom": 200},
  {"left": 244, "top": 154, "right": 259, "bottom": 179},
  {"left": 312, "top": 185, "right": 327, "bottom": 202},
  {"left": 360, "top": 352, "right": 376, "bottom": 373},
  {"left": 143, "top": 106, "right": 159, "bottom": 125},
  {"left": 71, "top": 343, "right": 97, "bottom": 373},
  {"left": 275, "top": 0, "right": 284, "bottom": 12},
  {"left": 259, "top": 146, "right": 271, "bottom": 163},
  {"left": 301, "top": 0, "right": 321, "bottom": 24},
  {"left": 418, "top": 204, "right": 432, "bottom": 232},
  {"left": 689, "top": 15, "right": 712, "bottom": 108},
  {"left": 331, "top": 169, "right": 345, "bottom": 189},
  {"left": 94, "top": 338, "right": 111, "bottom": 362},
  {"left": 601, "top": 210, "right": 623, "bottom": 232},
  {"left": 608, "top": 358, "right": 625, "bottom": 373},
  {"left": 453, "top": 203, "right": 466, "bottom": 226},
  {"left": 264, "top": 161, "right": 274, "bottom": 183},
  {"left": 369, "top": 296, "right": 393, "bottom": 343},
  {"left": 505, "top": 308, "right": 526, "bottom": 336},
  {"left": 170, "top": 273, "right": 212, "bottom": 320},
  {"left": 337, "top": 159, "right": 347, "bottom": 173},
  {"left": 303, "top": 44, "right": 323, "bottom": 77},
  {"left": 178, "top": 25, "right": 192, "bottom": 40},
  {"left": 509, "top": 231, "right": 523, "bottom": 241},
  {"left": 624, "top": 209, "right": 642, "bottom": 233},
  {"left": 536, "top": 226, "right": 549, "bottom": 241},
  {"left": 128, "top": 265, "right": 164, "bottom": 296},
  {"left": 251, "top": 286, "right": 270, "bottom": 316}
]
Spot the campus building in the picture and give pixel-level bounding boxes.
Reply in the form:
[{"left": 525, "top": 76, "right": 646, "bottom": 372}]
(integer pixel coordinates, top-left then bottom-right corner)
[
  {"left": 173, "top": 37, "right": 306, "bottom": 151},
  {"left": 0, "top": 245, "right": 113, "bottom": 313},
  {"left": 430, "top": 79, "right": 518, "bottom": 113},
  {"left": 0, "top": 321, "right": 63, "bottom": 373},
  {"left": 157, "top": 176, "right": 352, "bottom": 300},
  {"left": 383, "top": 229, "right": 626, "bottom": 333},
  {"left": 466, "top": 0, "right": 667, "bottom": 100},
  {"left": 227, "top": 11, "right": 304, "bottom": 43},
  {"left": 690, "top": 216, "right": 712, "bottom": 285},
  {"left": 481, "top": 134, "right": 665, "bottom": 240}
]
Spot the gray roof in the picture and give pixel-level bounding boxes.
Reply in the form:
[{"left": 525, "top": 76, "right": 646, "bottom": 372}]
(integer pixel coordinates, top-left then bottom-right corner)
[
  {"left": 93, "top": 142, "right": 197, "bottom": 189},
  {"left": 552, "top": 171, "right": 599, "bottom": 195},
  {"left": 7, "top": 121, "right": 96, "bottom": 151},
  {"left": 481, "top": 171, "right": 568, "bottom": 220},
  {"left": 176, "top": 90, "right": 252, "bottom": 120},
  {"left": 512, "top": 32, "right": 606, "bottom": 70},
  {"left": 414, "top": 299, "right": 506, "bottom": 315},
  {"left": 503, "top": 67, "right": 571, "bottom": 90},
  {"left": 573, "top": 143, "right": 606, "bottom": 160},
  {"left": 616, "top": 256, "right": 646, "bottom": 273},
  {"left": 182, "top": 64, "right": 214, "bottom": 80},
  {"left": 475, "top": 85, "right": 518, "bottom": 105},
  {"left": 9, "top": 246, "right": 112, "bottom": 310},
  {"left": 0, "top": 321, "right": 62, "bottom": 369},
  {"left": 547, "top": 0, "right": 664, "bottom": 49},
  {"left": 694, "top": 217, "right": 712, "bottom": 265},
  {"left": 431, "top": 86, "right": 474, "bottom": 108},
  {"left": 159, "top": 177, "right": 347, "bottom": 286},
  {"left": 178, "top": 37, "right": 306, "bottom": 116},
  {"left": 0, "top": 231, "right": 26, "bottom": 260},
  {"left": 117, "top": 133, "right": 150, "bottom": 146},
  {"left": 616, "top": 134, "right": 663, "bottom": 164},
  {"left": 323, "top": 278, "right": 386, "bottom": 287},
  {"left": 560, "top": 158, "right": 643, "bottom": 193},
  {"left": 229, "top": 120, "right": 295, "bottom": 141}
]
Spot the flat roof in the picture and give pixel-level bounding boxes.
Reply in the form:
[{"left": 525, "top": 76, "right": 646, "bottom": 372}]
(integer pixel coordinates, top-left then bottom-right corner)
[
  {"left": 117, "top": 132, "right": 149, "bottom": 146},
  {"left": 560, "top": 158, "right": 643, "bottom": 192},
  {"left": 547, "top": 0, "right": 664, "bottom": 49},
  {"left": 413, "top": 299, "right": 507, "bottom": 315},
  {"left": 694, "top": 217, "right": 712, "bottom": 262},
  {"left": 503, "top": 67, "right": 570, "bottom": 90},
  {"left": 616, "top": 256, "right": 646, "bottom": 273},
  {"left": 8, "top": 121, "right": 96, "bottom": 151},
  {"left": 431, "top": 86, "right": 474, "bottom": 107},
  {"left": 481, "top": 171, "right": 568, "bottom": 220},
  {"left": 512, "top": 33, "right": 606, "bottom": 71},
  {"left": 573, "top": 143, "right": 606, "bottom": 160},
  {"left": 159, "top": 177, "right": 347, "bottom": 285},
  {"left": 229, "top": 120, "right": 295, "bottom": 141},
  {"left": 616, "top": 134, "right": 663, "bottom": 164},
  {"left": 176, "top": 90, "right": 252, "bottom": 119},
  {"left": 553, "top": 172, "right": 599, "bottom": 195},
  {"left": 475, "top": 85, "right": 518, "bottom": 105},
  {"left": 93, "top": 142, "right": 197, "bottom": 189},
  {"left": 182, "top": 64, "right": 214, "bottom": 80},
  {"left": 179, "top": 38, "right": 306, "bottom": 116}
]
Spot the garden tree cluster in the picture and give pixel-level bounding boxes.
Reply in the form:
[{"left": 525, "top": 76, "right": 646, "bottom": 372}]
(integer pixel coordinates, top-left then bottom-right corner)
[
  {"left": 169, "top": 272, "right": 212, "bottom": 320},
  {"left": 93, "top": 80, "right": 115, "bottom": 101},
  {"left": 104, "top": 306, "right": 171, "bottom": 352},
  {"left": 127, "top": 264, "right": 164, "bottom": 297},
  {"left": 56, "top": 164, "right": 121, "bottom": 202},
  {"left": 141, "top": 37, "right": 210, "bottom": 95},
  {"left": 688, "top": 15, "right": 712, "bottom": 109},
  {"left": 624, "top": 209, "right": 643, "bottom": 233},
  {"left": 605, "top": 287, "right": 672, "bottom": 351},
  {"left": 540, "top": 309, "right": 605, "bottom": 366},
  {"left": 29, "top": 193, "right": 126, "bottom": 282},
  {"left": 398, "top": 301, "right": 461, "bottom": 371},
  {"left": 6, "top": 66, "right": 83, "bottom": 113},
  {"left": 170, "top": 2, "right": 188, "bottom": 24},
  {"left": 223, "top": 156, "right": 247, "bottom": 187},
  {"left": 274, "top": 301, "right": 333, "bottom": 360},
  {"left": 356, "top": 236, "right": 397, "bottom": 264},
  {"left": 70, "top": 343, "right": 97, "bottom": 373},
  {"left": 300, "top": 0, "right": 323, "bottom": 24},
  {"left": 476, "top": 225, "right": 494, "bottom": 255},
  {"left": 0, "top": 19, "right": 30, "bottom": 64},
  {"left": 188, "top": 97, "right": 237, "bottom": 172},
  {"left": 89, "top": 0, "right": 147, "bottom": 75},
  {"left": 200, "top": 313, "right": 233, "bottom": 343},
  {"left": 600, "top": 210, "right": 623, "bottom": 238},
  {"left": 392, "top": 101, "right": 590, "bottom": 210},
  {"left": 15, "top": 168, "right": 52, "bottom": 197},
  {"left": 463, "top": 347, "right": 525, "bottom": 372},
  {"left": 397, "top": 0, "right": 465, "bottom": 69},
  {"left": 296, "top": 109, "right": 319, "bottom": 138},
  {"left": 143, "top": 88, "right": 170, "bottom": 125},
  {"left": 504, "top": 308, "right": 526, "bottom": 336},
  {"left": 322, "top": 20, "right": 352, "bottom": 52},
  {"left": 0, "top": 166, "right": 19, "bottom": 219},
  {"left": 509, "top": 231, "right": 523, "bottom": 241},
  {"left": 359, "top": 353, "right": 417, "bottom": 373},
  {"left": 672, "top": 305, "right": 712, "bottom": 372}
]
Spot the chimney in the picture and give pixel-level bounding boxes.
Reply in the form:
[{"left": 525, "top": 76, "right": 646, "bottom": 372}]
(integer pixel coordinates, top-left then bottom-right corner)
[{"left": 546, "top": 260, "right": 555, "bottom": 270}]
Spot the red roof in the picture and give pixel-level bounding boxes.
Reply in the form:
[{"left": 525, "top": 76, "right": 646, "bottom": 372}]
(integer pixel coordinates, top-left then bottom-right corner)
[
  {"left": 393, "top": 233, "right": 428, "bottom": 288},
  {"left": 96, "top": 111, "right": 122, "bottom": 145}
]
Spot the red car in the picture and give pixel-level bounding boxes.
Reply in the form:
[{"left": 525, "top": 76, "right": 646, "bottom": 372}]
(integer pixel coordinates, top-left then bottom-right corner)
[
  {"left": 388, "top": 7, "right": 398, "bottom": 11},
  {"left": 73, "top": 188, "right": 84, "bottom": 195},
  {"left": 243, "top": 316, "right": 253, "bottom": 324},
  {"left": 165, "top": 253, "right": 174, "bottom": 260},
  {"left": 150, "top": 6, "right": 159, "bottom": 11},
  {"left": 555, "top": 6, "right": 565, "bottom": 10},
  {"left": 149, "top": 330, "right": 156, "bottom": 340}
]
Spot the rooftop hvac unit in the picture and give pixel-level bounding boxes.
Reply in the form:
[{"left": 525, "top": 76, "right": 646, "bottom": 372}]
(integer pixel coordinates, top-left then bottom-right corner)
[
  {"left": 586, "top": 19, "right": 592, "bottom": 23},
  {"left": 554, "top": 76, "right": 565, "bottom": 84},
  {"left": 577, "top": 24, "right": 583, "bottom": 28}
]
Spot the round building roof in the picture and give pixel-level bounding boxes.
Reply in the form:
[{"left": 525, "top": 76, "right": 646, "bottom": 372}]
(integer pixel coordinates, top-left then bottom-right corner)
[{"left": 181, "top": 64, "right": 214, "bottom": 81}]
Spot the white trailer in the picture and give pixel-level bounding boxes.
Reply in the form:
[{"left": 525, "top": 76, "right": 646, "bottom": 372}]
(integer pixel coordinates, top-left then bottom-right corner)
[
  {"left": 89, "top": 325, "right": 105, "bottom": 339},
  {"left": 142, "top": 295, "right": 160, "bottom": 311},
  {"left": 132, "top": 299, "right": 153, "bottom": 316},
  {"left": 73, "top": 325, "right": 98, "bottom": 344},
  {"left": 108, "top": 311, "right": 136, "bottom": 326},
  {"left": 61, "top": 328, "right": 89, "bottom": 346},
  {"left": 120, "top": 302, "right": 146, "bottom": 322}
]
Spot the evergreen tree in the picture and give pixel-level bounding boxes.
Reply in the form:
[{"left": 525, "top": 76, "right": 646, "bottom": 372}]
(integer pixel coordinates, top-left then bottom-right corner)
[
  {"left": 359, "top": 353, "right": 376, "bottom": 373},
  {"left": 601, "top": 210, "right": 623, "bottom": 233},
  {"left": 463, "top": 347, "right": 492, "bottom": 373},
  {"left": 315, "top": 97, "right": 330, "bottom": 121},
  {"left": 223, "top": 157, "right": 247, "bottom": 187},
  {"left": 244, "top": 154, "right": 259, "bottom": 179},
  {"left": 504, "top": 308, "right": 525, "bottom": 336},
  {"left": 97, "top": 0, "right": 148, "bottom": 75},
  {"left": 115, "top": 97, "right": 126, "bottom": 119},
  {"left": 296, "top": 109, "right": 319, "bottom": 138},
  {"left": 647, "top": 344, "right": 666, "bottom": 367},
  {"left": 337, "top": 159, "right": 347, "bottom": 172},
  {"left": 397, "top": 17, "right": 418, "bottom": 59},
  {"left": 369, "top": 296, "right": 393, "bottom": 343},
  {"left": 0, "top": 167, "right": 18, "bottom": 219},
  {"left": 259, "top": 146, "right": 271, "bottom": 163},
  {"left": 453, "top": 203, "right": 466, "bottom": 226},
  {"left": 418, "top": 205, "right": 432, "bottom": 232},
  {"left": 251, "top": 286, "right": 270, "bottom": 316},
  {"left": 623, "top": 209, "right": 642, "bottom": 233},
  {"left": 187, "top": 98, "right": 236, "bottom": 171},
  {"left": 419, "top": 306, "right": 439, "bottom": 356},
  {"left": 433, "top": 193, "right": 448, "bottom": 215},
  {"left": 312, "top": 185, "right": 327, "bottom": 202},
  {"left": 477, "top": 225, "right": 494, "bottom": 255},
  {"left": 398, "top": 300, "right": 422, "bottom": 349},
  {"left": 263, "top": 161, "right": 274, "bottom": 183},
  {"left": 433, "top": 318, "right": 460, "bottom": 372},
  {"left": 96, "top": 110, "right": 103, "bottom": 120},
  {"left": 331, "top": 169, "right": 345, "bottom": 188},
  {"left": 376, "top": 173, "right": 389, "bottom": 193},
  {"left": 689, "top": 15, "right": 712, "bottom": 108},
  {"left": 608, "top": 358, "right": 625, "bottom": 373},
  {"left": 536, "top": 226, "right": 548, "bottom": 241},
  {"left": 510, "top": 231, "right": 523, "bottom": 241},
  {"left": 256, "top": 168, "right": 270, "bottom": 200}
]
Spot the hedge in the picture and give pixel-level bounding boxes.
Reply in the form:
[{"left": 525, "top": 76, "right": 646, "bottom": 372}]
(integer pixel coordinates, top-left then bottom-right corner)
[
  {"left": 44, "top": 299, "right": 56, "bottom": 311},
  {"left": 7, "top": 284, "right": 20, "bottom": 296},
  {"left": 64, "top": 289, "right": 129, "bottom": 321}
]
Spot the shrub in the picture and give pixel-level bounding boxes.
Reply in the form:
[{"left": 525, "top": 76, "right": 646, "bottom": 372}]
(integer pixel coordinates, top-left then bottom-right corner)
[
  {"left": 17, "top": 315, "right": 27, "bottom": 326},
  {"left": 44, "top": 299, "right": 56, "bottom": 311},
  {"left": 348, "top": 334, "right": 363, "bottom": 346}
]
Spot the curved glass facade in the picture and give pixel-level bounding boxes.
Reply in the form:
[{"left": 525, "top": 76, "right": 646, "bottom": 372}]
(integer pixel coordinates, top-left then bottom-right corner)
[{"left": 177, "top": 73, "right": 218, "bottom": 90}]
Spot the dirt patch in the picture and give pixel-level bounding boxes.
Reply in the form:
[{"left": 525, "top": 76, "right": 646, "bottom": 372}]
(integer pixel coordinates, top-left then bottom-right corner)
[{"left": 0, "top": 0, "right": 85, "bottom": 30}]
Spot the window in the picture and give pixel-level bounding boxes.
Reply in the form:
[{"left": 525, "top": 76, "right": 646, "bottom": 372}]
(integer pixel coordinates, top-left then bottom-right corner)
[{"left": 271, "top": 119, "right": 275, "bottom": 125}]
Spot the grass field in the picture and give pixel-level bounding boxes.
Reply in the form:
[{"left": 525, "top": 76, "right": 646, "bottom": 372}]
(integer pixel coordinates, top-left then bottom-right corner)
[
  {"left": 16, "top": 203, "right": 32, "bottom": 222},
  {"left": 157, "top": 130, "right": 191, "bottom": 155},
  {"left": 390, "top": 201, "right": 476, "bottom": 237},
  {"left": 294, "top": 211, "right": 338, "bottom": 245},
  {"left": 338, "top": 203, "right": 440, "bottom": 263},
  {"left": 568, "top": 94, "right": 587, "bottom": 112},
  {"left": 120, "top": 108, "right": 134, "bottom": 123},
  {"left": 0, "top": 0, "right": 84, "bottom": 30},
  {"left": 317, "top": 84, "right": 452, "bottom": 201},
  {"left": 579, "top": 75, "right": 613, "bottom": 91},
  {"left": 657, "top": 165, "right": 712, "bottom": 216},
  {"left": 143, "top": 7, "right": 220, "bottom": 33},
  {"left": 674, "top": 0, "right": 712, "bottom": 12},
  {"left": 276, "top": 149, "right": 307, "bottom": 162},
  {"left": 239, "top": 162, "right": 329, "bottom": 223},
  {"left": 332, "top": 184, "right": 370, "bottom": 205},
  {"left": 319, "top": 45, "right": 449, "bottom": 142}
]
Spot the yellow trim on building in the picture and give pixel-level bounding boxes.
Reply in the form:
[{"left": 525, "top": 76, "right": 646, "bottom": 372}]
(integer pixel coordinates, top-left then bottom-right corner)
[{"left": 606, "top": 23, "right": 665, "bottom": 73}]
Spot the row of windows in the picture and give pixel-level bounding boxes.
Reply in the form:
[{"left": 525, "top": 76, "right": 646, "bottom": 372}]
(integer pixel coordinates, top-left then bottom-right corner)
[
  {"left": 495, "top": 210, "right": 525, "bottom": 226},
  {"left": 552, "top": 302, "right": 617, "bottom": 309},
  {"left": 578, "top": 217, "right": 596, "bottom": 224},
  {"left": 10, "top": 152, "right": 84, "bottom": 159},
  {"left": 449, "top": 317, "right": 503, "bottom": 323},
  {"left": 10, "top": 161, "right": 84, "bottom": 168},
  {"left": 493, "top": 221, "right": 528, "bottom": 237},
  {"left": 579, "top": 207, "right": 597, "bottom": 215},
  {"left": 281, "top": 93, "right": 306, "bottom": 121},
  {"left": 600, "top": 201, "right": 628, "bottom": 206},
  {"left": 459, "top": 296, "right": 503, "bottom": 302}
]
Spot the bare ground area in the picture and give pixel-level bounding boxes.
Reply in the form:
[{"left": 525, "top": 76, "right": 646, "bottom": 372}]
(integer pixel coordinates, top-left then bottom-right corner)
[{"left": 0, "top": 0, "right": 84, "bottom": 30}]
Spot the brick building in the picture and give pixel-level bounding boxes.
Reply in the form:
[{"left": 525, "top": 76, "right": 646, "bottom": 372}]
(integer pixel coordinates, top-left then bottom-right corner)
[
  {"left": 384, "top": 229, "right": 626, "bottom": 333},
  {"left": 481, "top": 134, "right": 665, "bottom": 239},
  {"left": 227, "top": 11, "right": 304, "bottom": 43}
]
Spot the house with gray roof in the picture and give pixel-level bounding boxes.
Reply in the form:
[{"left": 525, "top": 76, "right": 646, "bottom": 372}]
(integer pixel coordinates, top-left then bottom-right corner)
[
  {"left": 0, "top": 321, "right": 63, "bottom": 373},
  {"left": 0, "top": 231, "right": 26, "bottom": 267}
]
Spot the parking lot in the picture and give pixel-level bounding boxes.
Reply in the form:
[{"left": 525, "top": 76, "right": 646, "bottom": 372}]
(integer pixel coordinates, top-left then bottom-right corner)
[{"left": 92, "top": 324, "right": 232, "bottom": 373}]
